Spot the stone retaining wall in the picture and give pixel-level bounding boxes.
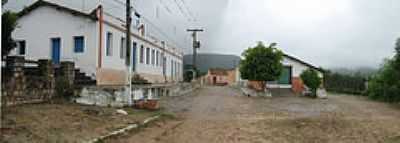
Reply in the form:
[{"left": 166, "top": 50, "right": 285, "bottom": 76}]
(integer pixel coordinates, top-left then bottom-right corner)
[{"left": 1, "top": 56, "right": 74, "bottom": 106}]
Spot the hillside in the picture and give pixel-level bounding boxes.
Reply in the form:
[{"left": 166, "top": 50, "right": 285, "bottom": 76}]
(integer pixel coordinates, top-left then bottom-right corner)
[{"left": 183, "top": 53, "right": 241, "bottom": 74}]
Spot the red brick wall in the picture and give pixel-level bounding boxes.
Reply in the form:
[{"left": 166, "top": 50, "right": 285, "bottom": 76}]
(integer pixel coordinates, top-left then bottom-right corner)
[{"left": 292, "top": 77, "right": 304, "bottom": 94}]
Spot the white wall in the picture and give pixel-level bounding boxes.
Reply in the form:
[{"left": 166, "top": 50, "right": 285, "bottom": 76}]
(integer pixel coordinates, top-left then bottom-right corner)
[
  {"left": 282, "top": 57, "right": 323, "bottom": 78},
  {"left": 12, "top": 6, "right": 98, "bottom": 76},
  {"left": 11, "top": 4, "right": 184, "bottom": 82},
  {"left": 101, "top": 14, "right": 184, "bottom": 81}
]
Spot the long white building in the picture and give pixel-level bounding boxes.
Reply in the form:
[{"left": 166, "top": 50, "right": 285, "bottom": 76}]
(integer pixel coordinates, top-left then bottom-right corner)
[{"left": 11, "top": 0, "right": 184, "bottom": 85}]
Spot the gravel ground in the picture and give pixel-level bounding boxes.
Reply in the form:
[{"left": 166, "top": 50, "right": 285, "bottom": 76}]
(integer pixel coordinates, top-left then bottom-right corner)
[
  {"left": 0, "top": 101, "right": 161, "bottom": 143},
  {"left": 103, "top": 86, "right": 400, "bottom": 143}
]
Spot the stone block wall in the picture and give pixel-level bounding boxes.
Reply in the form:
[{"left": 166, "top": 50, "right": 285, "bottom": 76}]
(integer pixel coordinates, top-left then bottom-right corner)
[{"left": 1, "top": 56, "right": 74, "bottom": 106}]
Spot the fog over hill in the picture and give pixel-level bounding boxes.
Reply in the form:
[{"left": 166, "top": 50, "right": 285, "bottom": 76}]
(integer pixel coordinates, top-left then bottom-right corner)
[
  {"left": 183, "top": 53, "right": 241, "bottom": 74},
  {"left": 328, "top": 67, "right": 378, "bottom": 77}
]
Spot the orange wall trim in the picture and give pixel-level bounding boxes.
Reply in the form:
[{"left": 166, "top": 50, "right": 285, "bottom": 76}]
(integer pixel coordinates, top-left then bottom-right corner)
[{"left": 97, "top": 6, "right": 103, "bottom": 68}]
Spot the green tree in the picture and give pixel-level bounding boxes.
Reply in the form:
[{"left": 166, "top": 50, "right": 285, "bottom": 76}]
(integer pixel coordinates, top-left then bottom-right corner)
[
  {"left": 2, "top": 11, "right": 18, "bottom": 59},
  {"left": 240, "top": 41, "right": 284, "bottom": 90},
  {"left": 367, "top": 38, "right": 400, "bottom": 102},
  {"left": 300, "top": 69, "right": 322, "bottom": 97}
]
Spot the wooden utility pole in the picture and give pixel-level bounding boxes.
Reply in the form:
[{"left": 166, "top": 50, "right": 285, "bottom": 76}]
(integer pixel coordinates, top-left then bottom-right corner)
[
  {"left": 186, "top": 29, "right": 203, "bottom": 79},
  {"left": 126, "top": 0, "right": 132, "bottom": 66}
]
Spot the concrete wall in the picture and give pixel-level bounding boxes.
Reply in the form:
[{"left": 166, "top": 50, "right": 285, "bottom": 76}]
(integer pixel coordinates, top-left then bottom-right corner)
[{"left": 12, "top": 6, "right": 98, "bottom": 76}]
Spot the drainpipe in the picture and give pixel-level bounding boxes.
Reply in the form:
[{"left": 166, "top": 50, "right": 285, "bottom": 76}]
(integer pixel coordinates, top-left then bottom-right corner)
[{"left": 97, "top": 5, "right": 103, "bottom": 68}]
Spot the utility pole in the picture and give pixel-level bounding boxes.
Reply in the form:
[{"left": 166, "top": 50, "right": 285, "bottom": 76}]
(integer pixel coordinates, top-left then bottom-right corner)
[
  {"left": 126, "top": 0, "right": 133, "bottom": 106},
  {"left": 161, "top": 41, "right": 167, "bottom": 83},
  {"left": 126, "top": 0, "right": 132, "bottom": 66},
  {"left": 186, "top": 29, "right": 203, "bottom": 80}
]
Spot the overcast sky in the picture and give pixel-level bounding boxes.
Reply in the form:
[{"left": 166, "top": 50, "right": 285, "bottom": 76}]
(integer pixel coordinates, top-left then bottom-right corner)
[
  {"left": 190, "top": 0, "right": 400, "bottom": 69},
  {"left": 4, "top": 0, "right": 400, "bottom": 69}
]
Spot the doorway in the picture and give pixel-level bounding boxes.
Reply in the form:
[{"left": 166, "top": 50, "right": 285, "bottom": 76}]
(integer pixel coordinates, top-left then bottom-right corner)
[{"left": 51, "top": 38, "right": 61, "bottom": 64}]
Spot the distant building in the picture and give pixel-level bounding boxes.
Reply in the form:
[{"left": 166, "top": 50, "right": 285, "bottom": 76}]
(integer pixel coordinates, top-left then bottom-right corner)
[
  {"left": 205, "top": 68, "right": 239, "bottom": 86},
  {"left": 10, "top": 1, "right": 183, "bottom": 85}
]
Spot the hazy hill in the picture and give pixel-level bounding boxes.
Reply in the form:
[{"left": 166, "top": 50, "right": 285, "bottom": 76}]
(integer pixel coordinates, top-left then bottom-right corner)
[{"left": 183, "top": 53, "right": 241, "bottom": 74}]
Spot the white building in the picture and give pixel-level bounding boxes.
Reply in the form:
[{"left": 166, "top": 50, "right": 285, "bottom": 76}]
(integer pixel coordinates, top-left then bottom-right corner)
[{"left": 11, "top": 0, "right": 184, "bottom": 85}]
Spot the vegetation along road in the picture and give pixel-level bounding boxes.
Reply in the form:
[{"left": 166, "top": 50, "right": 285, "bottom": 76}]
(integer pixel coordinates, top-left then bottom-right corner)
[{"left": 106, "top": 86, "right": 400, "bottom": 143}]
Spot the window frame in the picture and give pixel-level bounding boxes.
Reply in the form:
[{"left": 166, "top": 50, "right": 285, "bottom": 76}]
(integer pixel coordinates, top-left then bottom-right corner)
[
  {"left": 106, "top": 32, "right": 113, "bottom": 56},
  {"left": 120, "top": 37, "right": 126, "bottom": 59},
  {"left": 73, "top": 36, "right": 85, "bottom": 53},
  {"left": 156, "top": 50, "right": 159, "bottom": 66},
  {"left": 151, "top": 49, "right": 155, "bottom": 65},
  {"left": 17, "top": 40, "right": 26, "bottom": 55},
  {"left": 140, "top": 45, "right": 144, "bottom": 63},
  {"left": 146, "top": 47, "right": 150, "bottom": 64}
]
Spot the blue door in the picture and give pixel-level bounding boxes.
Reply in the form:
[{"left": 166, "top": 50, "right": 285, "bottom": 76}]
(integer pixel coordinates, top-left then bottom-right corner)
[
  {"left": 51, "top": 38, "right": 61, "bottom": 64},
  {"left": 278, "top": 66, "right": 292, "bottom": 84}
]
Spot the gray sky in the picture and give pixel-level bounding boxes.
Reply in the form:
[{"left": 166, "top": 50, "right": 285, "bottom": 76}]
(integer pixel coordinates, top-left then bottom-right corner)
[
  {"left": 190, "top": 0, "right": 400, "bottom": 69},
  {"left": 4, "top": 0, "right": 400, "bottom": 69}
]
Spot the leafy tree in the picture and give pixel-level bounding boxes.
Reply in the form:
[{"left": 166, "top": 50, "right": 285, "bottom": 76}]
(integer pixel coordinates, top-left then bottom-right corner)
[
  {"left": 300, "top": 69, "right": 322, "bottom": 97},
  {"left": 367, "top": 38, "right": 400, "bottom": 102},
  {"left": 2, "top": 0, "right": 8, "bottom": 5},
  {"left": 240, "top": 41, "right": 283, "bottom": 90},
  {"left": 2, "top": 11, "right": 18, "bottom": 59},
  {"left": 324, "top": 70, "right": 367, "bottom": 95}
]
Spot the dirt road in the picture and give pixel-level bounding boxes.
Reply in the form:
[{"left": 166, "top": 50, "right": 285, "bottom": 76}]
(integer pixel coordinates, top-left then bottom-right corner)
[{"left": 109, "top": 86, "right": 400, "bottom": 143}]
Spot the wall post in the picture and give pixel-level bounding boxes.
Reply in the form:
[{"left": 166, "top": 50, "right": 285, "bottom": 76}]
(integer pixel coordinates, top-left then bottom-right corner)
[{"left": 38, "top": 59, "right": 55, "bottom": 100}]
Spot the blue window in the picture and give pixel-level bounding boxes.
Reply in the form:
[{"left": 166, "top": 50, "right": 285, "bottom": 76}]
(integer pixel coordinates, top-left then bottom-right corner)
[
  {"left": 74, "top": 36, "right": 84, "bottom": 53},
  {"left": 106, "top": 32, "right": 113, "bottom": 56}
]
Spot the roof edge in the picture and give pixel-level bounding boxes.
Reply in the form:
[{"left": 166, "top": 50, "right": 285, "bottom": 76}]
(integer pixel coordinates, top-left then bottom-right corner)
[
  {"left": 283, "top": 54, "right": 324, "bottom": 73},
  {"left": 17, "top": 0, "right": 98, "bottom": 20}
]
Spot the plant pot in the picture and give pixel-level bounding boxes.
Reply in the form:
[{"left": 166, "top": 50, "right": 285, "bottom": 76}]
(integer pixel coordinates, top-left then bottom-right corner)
[{"left": 144, "top": 99, "right": 160, "bottom": 110}]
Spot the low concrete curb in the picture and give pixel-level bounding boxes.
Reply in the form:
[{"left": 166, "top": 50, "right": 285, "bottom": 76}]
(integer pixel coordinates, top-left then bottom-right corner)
[
  {"left": 240, "top": 87, "right": 272, "bottom": 97},
  {"left": 86, "top": 115, "right": 161, "bottom": 143}
]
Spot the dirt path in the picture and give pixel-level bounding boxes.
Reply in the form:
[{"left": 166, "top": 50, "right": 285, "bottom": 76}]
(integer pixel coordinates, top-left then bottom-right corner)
[{"left": 109, "top": 86, "right": 400, "bottom": 143}]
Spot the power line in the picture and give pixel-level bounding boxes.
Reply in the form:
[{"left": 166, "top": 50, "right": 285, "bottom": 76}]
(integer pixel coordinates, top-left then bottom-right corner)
[{"left": 103, "top": 0, "right": 186, "bottom": 49}]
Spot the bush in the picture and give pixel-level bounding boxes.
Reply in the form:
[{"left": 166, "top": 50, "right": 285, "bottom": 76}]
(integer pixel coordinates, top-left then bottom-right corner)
[
  {"left": 367, "top": 59, "right": 400, "bottom": 102},
  {"left": 300, "top": 69, "right": 322, "bottom": 97},
  {"left": 367, "top": 38, "right": 400, "bottom": 103},
  {"left": 324, "top": 72, "right": 367, "bottom": 95}
]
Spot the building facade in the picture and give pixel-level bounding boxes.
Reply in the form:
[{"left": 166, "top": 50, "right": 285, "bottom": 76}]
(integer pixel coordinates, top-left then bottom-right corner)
[
  {"left": 205, "top": 68, "right": 239, "bottom": 86},
  {"left": 242, "top": 54, "right": 324, "bottom": 94},
  {"left": 11, "top": 1, "right": 184, "bottom": 85}
]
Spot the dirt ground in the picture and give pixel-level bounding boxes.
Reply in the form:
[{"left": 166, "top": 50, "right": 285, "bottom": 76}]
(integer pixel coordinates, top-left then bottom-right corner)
[
  {"left": 0, "top": 101, "right": 161, "bottom": 143},
  {"left": 109, "top": 86, "right": 400, "bottom": 143}
]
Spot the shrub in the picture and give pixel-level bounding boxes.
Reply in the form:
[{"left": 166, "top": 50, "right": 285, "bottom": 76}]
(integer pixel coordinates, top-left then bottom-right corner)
[
  {"left": 300, "top": 69, "right": 322, "bottom": 97},
  {"left": 367, "top": 38, "right": 400, "bottom": 103},
  {"left": 367, "top": 59, "right": 400, "bottom": 102}
]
